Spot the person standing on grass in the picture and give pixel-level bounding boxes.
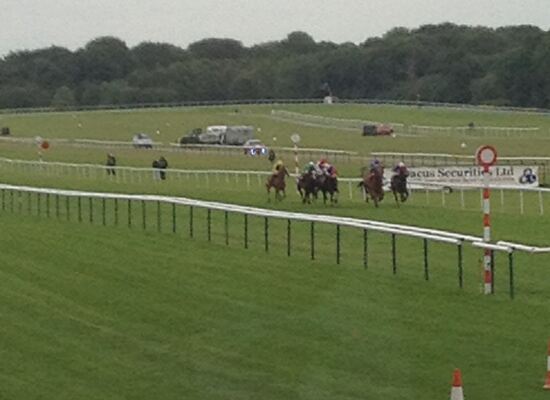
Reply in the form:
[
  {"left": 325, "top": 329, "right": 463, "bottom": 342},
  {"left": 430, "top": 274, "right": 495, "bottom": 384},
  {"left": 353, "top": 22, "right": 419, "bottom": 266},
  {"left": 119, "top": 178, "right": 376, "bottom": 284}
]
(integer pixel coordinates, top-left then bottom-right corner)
[
  {"left": 152, "top": 159, "right": 160, "bottom": 180},
  {"left": 106, "top": 153, "right": 116, "bottom": 176},
  {"left": 157, "top": 156, "right": 168, "bottom": 180}
]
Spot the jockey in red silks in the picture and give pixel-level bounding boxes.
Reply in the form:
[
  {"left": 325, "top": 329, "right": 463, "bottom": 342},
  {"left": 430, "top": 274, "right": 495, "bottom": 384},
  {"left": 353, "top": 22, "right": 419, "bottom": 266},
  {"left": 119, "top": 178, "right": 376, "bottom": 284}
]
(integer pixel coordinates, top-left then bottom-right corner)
[{"left": 317, "top": 158, "right": 333, "bottom": 176}]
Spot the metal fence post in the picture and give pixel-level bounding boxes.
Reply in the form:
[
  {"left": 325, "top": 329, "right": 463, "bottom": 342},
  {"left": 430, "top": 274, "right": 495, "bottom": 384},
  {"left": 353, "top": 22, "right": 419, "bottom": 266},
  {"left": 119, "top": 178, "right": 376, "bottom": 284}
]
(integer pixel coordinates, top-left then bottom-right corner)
[
  {"left": 490, "top": 250, "right": 495, "bottom": 294},
  {"left": 77, "top": 196, "right": 81, "bottom": 222},
  {"left": 55, "top": 194, "right": 60, "bottom": 218},
  {"left": 244, "top": 214, "right": 248, "bottom": 249},
  {"left": 458, "top": 243, "right": 463, "bottom": 289},
  {"left": 114, "top": 198, "right": 118, "bottom": 226},
  {"left": 287, "top": 219, "right": 291, "bottom": 256},
  {"left": 45, "top": 193, "right": 49, "bottom": 217},
  {"left": 141, "top": 200, "right": 146, "bottom": 230},
  {"left": 1, "top": 189, "right": 4, "bottom": 211},
  {"left": 89, "top": 197, "right": 93, "bottom": 223},
  {"left": 310, "top": 221, "right": 315, "bottom": 260},
  {"left": 65, "top": 196, "right": 70, "bottom": 220},
  {"left": 207, "top": 208, "right": 212, "bottom": 241},
  {"left": 157, "top": 201, "right": 161, "bottom": 233},
  {"left": 28, "top": 192, "right": 32, "bottom": 215},
  {"left": 37, "top": 193, "right": 41, "bottom": 216},
  {"left": 224, "top": 211, "right": 229, "bottom": 245},
  {"left": 172, "top": 203, "right": 176, "bottom": 233},
  {"left": 391, "top": 234, "right": 397, "bottom": 274},
  {"left": 363, "top": 229, "right": 368, "bottom": 269},
  {"left": 508, "top": 251, "right": 515, "bottom": 299},
  {"left": 189, "top": 206, "right": 194, "bottom": 238},
  {"left": 102, "top": 198, "right": 106, "bottom": 226},
  {"left": 264, "top": 217, "right": 269, "bottom": 252},
  {"left": 128, "top": 199, "right": 132, "bottom": 228},
  {"left": 423, "top": 238, "right": 429, "bottom": 281},
  {"left": 336, "top": 224, "right": 341, "bottom": 264}
]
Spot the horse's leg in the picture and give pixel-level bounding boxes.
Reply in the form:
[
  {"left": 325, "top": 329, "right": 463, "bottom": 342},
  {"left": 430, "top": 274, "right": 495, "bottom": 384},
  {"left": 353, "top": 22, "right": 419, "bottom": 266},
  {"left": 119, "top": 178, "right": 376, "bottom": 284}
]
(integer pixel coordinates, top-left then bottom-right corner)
[
  {"left": 393, "top": 189, "right": 400, "bottom": 207},
  {"left": 266, "top": 185, "right": 272, "bottom": 202}
]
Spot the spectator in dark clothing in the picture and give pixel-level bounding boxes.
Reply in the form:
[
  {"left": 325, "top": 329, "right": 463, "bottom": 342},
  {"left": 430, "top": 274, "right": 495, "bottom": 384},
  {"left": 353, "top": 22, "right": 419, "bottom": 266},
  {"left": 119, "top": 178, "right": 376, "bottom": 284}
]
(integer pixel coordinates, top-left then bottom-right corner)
[
  {"left": 157, "top": 156, "right": 168, "bottom": 180},
  {"left": 106, "top": 153, "right": 116, "bottom": 176},
  {"left": 152, "top": 160, "right": 161, "bottom": 180}
]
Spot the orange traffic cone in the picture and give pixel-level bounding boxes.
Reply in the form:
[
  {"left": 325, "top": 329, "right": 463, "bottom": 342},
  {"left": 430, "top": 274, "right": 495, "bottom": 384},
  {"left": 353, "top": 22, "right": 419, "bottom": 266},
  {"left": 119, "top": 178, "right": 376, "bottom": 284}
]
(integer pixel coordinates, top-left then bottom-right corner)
[
  {"left": 450, "top": 368, "right": 464, "bottom": 400},
  {"left": 544, "top": 340, "right": 550, "bottom": 390}
]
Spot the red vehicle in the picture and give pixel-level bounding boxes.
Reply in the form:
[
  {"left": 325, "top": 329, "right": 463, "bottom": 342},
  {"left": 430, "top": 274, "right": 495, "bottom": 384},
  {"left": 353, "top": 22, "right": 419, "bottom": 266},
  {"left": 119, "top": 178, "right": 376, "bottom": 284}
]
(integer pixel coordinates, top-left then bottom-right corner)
[{"left": 362, "top": 124, "right": 394, "bottom": 136}]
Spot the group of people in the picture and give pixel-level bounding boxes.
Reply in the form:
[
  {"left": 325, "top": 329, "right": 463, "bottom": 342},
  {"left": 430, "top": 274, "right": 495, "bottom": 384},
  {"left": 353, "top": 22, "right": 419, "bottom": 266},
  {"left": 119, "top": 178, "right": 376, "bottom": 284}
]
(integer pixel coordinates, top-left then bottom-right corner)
[
  {"left": 270, "top": 156, "right": 409, "bottom": 181},
  {"left": 366, "top": 158, "right": 409, "bottom": 179},
  {"left": 105, "top": 154, "right": 169, "bottom": 180}
]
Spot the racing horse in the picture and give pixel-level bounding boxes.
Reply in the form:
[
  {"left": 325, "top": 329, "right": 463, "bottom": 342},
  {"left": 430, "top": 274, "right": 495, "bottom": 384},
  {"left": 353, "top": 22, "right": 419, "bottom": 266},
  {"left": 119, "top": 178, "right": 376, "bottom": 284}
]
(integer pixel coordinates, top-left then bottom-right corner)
[
  {"left": 359, "top": 167, "right": 385, "bottom": 207},
  {"left": 390, "top": 174, "right": 409, "bottom": 205},
  {"left": 266, "top": 166, "right": 290, "bottom": 201},
  {"left": 319, "top": 174, "right": 339, "bottom": 205},
  {"left": 297, "top": 172, "right": 318, "bottom": 204}
]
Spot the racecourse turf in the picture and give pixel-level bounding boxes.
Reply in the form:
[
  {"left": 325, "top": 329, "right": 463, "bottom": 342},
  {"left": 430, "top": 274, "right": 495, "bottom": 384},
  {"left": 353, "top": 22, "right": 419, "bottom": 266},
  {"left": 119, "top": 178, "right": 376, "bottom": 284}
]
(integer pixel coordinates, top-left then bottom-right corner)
[
  {"left": 1, "top": 103, "right": 550, "bottom": 399},
  {"left": 0, "top": 210, "right": 549, "bottom": 400}
]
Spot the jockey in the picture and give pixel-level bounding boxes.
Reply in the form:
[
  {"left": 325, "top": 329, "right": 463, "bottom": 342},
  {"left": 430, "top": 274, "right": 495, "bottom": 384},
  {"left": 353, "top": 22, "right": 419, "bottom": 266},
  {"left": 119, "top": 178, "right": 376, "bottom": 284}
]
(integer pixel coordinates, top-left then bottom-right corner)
[
  {"left": 393, "top": 161, "right": 409, "bottom": 178},
  {"left": 272, "top": 159, "right": 284, "bottom": 174},
  {"left": 326, "top": 164, "right": 338, "bottom": 178},
  {"left": 317, "top": 158, "right": 332, "bottom": 176},
  {"left": 303, "top": 161, "right": 317, "bottom": 176},
  {"left": 370, "top": 158, "right": 383, "bottom": 174}
]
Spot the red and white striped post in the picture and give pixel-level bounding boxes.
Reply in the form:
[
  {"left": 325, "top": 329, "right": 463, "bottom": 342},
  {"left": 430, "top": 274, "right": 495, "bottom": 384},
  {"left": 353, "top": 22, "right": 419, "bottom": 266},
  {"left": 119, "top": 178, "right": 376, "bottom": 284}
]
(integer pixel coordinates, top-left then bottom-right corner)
[
  {"left": 476, "top": 145, "right": 498, "bottom": 295},
  {"left": 291, "top": 134, "right": 301, "bottom": 174}
]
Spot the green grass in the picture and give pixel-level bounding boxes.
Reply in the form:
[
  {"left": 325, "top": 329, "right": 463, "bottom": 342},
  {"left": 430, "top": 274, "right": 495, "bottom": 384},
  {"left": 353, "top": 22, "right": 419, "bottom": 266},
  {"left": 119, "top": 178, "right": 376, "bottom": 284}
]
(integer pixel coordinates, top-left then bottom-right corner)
[
  {"left": 0, "top": 208, "right": 549, "bottom": 399},
  {"left": 2, "top": 104, "right": 550, "bottom": 158},
  {"left": 1, "top": 103, "right": 550, "bottom": 399}
]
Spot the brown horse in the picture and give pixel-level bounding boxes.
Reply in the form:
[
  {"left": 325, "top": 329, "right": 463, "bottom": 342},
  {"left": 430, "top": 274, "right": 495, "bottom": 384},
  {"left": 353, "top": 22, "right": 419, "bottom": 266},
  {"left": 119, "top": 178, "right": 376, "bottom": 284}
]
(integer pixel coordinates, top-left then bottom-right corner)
[
  {"left": 266, "top": 167, "right": 290, "bottom": 201},
  {"left": 360, "top": 168, "right": 385, "bottom": 207},
  {"left": 390, "top": 174, "right": 409, "bottom": 206}
]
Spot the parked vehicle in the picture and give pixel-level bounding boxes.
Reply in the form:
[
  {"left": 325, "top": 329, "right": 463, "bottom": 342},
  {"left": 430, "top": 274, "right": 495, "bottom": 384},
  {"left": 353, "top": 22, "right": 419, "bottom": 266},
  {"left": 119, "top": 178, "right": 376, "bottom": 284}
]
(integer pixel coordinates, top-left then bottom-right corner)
[
  {"left": 179, "top": 128, "right": 203, "bottom": 144},
  {"left": 200, "top": 125, "right": 227, "bottom": 144},
  {"left": 222, "top": 125, "right": 254, "bottom": 145},
  {"left": 362, "top": 124, "right": 394, "bottom": 136},
  {"left": 243, "top": 139, "right": 267, "bottom": 156},
  {"left": 132, "top": 133, "right": 153, "bottom": 148}
]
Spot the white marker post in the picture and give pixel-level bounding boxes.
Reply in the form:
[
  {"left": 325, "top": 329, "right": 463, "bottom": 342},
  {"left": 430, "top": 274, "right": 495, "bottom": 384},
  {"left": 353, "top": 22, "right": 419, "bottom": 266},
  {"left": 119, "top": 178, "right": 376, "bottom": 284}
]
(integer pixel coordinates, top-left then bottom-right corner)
[
  {"left": 291, "top": 133, "right": 301, "bottom": 174},
  {"left": 476, "top": 145, "right": 498, "bottom": 295}
]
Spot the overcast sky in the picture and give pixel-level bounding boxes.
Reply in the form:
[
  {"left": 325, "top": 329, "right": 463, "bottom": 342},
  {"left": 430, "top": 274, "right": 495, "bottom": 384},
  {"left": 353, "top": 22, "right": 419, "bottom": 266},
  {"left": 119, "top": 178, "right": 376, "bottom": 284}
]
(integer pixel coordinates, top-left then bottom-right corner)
[{"left": 2, "top": 0, "right": 549, "bottom": 56}]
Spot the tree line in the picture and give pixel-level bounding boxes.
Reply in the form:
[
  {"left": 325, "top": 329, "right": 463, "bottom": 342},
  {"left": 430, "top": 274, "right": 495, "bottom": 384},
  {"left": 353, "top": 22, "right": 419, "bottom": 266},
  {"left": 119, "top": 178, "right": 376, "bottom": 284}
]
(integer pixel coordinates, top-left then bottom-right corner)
[{"left": 1, "top": 23, "right": 549, "bottom": 110}]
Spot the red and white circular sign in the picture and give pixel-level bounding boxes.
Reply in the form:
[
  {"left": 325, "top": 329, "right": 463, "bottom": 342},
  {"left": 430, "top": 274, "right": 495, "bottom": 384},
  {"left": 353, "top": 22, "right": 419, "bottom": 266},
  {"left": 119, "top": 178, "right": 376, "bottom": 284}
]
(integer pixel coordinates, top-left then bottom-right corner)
[{"left": 476, "top": 145, "right": 497, "bottom": 167}]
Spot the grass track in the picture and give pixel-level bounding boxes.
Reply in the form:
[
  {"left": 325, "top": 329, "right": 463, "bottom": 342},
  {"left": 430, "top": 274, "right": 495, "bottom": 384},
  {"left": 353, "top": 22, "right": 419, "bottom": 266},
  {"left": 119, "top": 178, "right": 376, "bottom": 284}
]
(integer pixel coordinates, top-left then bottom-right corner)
[
  {"left": 1, "top": 103, "right": 550, "bottom": 399},
  {"left": 0, "top": 213, "right": 549, "bottom": 399}
]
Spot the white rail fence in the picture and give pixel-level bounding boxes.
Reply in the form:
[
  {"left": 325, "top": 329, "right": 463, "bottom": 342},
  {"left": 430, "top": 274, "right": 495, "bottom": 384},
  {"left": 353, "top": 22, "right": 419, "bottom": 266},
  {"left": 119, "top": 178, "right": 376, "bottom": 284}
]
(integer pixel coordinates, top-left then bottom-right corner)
[
  {"left": 1, "top": 183, "right": 549, "bottom": 298},
  {"left": 0, "top": 136, "right": 357, "bottom": 161},
  {"left": 268, "top": 110, "right": 541, "bottom": 137},
  {"left": 0, "top": 157, "right": 549, "bottom": 215},
  {"left": 372, "top": 152, "right": 550, "bottom": 167}
]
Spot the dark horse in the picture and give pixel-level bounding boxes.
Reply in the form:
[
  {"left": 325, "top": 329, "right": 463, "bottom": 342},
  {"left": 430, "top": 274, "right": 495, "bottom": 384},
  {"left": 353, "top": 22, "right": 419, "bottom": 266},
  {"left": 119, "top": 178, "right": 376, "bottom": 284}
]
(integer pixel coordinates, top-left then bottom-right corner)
[
  {"left": 266, "top": 167, "right": 290, "bottom": 201},
  {"left": 390, "top": 174, "right": 409, "bottom": 205},
  {"left": 297, "top": 172, "right": 319, "bottom": 204},
  {"left": 319, "top": 175, "right": 338, "bottom": 205},
  {"left": 359, "top": 167, "right": 385, "bottom": 207}
]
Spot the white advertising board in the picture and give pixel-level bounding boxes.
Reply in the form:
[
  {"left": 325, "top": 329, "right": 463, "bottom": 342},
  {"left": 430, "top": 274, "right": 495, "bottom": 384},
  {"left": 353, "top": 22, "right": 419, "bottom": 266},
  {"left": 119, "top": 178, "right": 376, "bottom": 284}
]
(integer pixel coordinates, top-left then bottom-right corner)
[{"left": 387, "top": 165, "right": 540, "bottom": 187}]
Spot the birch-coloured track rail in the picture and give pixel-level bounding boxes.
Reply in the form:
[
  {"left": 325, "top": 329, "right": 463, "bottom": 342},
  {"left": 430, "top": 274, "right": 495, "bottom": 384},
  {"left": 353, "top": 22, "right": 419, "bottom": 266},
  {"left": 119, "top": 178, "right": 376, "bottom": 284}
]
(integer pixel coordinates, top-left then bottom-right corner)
[
  {"left": 1, "top": 156, "right": 549, "bottom": 216},
  {"left": 1, "top": 183, "right": 550, "bottom": 299}
]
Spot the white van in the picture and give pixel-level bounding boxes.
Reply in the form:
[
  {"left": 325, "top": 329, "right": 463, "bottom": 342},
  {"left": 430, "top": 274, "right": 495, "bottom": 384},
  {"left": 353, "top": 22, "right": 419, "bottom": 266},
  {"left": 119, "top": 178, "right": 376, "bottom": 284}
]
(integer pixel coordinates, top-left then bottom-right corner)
[{"left": 199, "top": 125, "right": 227, "bottom": 144}]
